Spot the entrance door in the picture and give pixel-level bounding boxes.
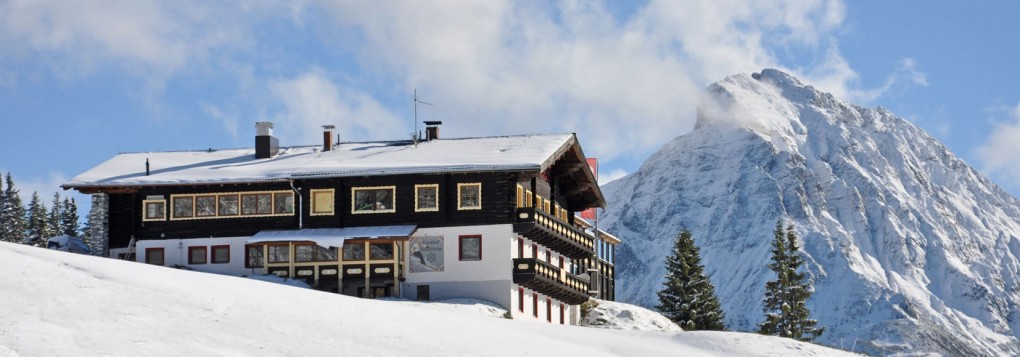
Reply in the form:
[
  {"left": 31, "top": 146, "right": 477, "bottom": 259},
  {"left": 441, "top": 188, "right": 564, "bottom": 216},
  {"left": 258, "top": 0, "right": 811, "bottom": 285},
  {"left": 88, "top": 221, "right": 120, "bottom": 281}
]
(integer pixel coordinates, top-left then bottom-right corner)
[{"left": 417, "top": 285, "right": 430, "bottom": 301}]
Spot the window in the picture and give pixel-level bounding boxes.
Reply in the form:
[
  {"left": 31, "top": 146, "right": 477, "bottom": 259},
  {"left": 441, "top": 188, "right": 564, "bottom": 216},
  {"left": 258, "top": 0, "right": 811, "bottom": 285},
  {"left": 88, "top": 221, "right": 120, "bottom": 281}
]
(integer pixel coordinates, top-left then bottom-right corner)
[
  {"left": 517, "top": 239, "right": 524, "bottom": 259},
  {"left": 518, "top": 288, "right": 525, "bottom": 312},
  {"left": 547, "top": 298, "right": 552, "bottom": 322},
  {"left": 459, "top": 235, "right": 481, "bottom": 261},
  {"left": 188, "top": 246, "right": 207, "bottom": 264},
  {"left": 142, "top": 199, "right": 166, "bottom": 221},
  {"left": 533, "top": 293, "right": 538, "bottom": 317},
  {"left": 246, "top": 245, "right": 264, "bottom": 268},
  {"left": 171, "top": 191, "right": 294, "bottom": 220},
  {"left": 268, "top": 245, "right": 290, "bottom": 263},
  {"left": 352, "top": 186, "right": 396, "bottom": 214},
  {"left": 370, "top": 242, "right": 394, "bottom": 260},
  {"left": 211, "top": 245, "right": 230, "bottom": 264},
  {"left": 457, "top": 183, "right": 482, "bottom": 210},
  {"left": 295, "top": 245, "right": 337, "bottom": 262},
  {"left": 145, "top": 248, "right": 165, "bottom": 266},
  {"left": 218, "top": 194, "right": 239, "bottom": 216},
  {"left": 310, "top": 189, "right": 335, "bottom": 216},
  {"left": 415, "top": 184, "right": 439, "bottom": 212},
  {"left": 274, "top": 192, "right": 294, "bottom": 214},
  {"left": 195, "top": 195, "right": 216, "bottom": 217},
  {"left": 241, "top": 193, "right": 273, "bottom": 215},
  {"left": 343, "top": 243, "right": 365, "bottom": 261},
  {"left": 560, "top": 304, "right": 565, "bottom": 325},
  {"left": 546, "top": 249, "right": 551, "bottom": 264},
  {"left": 173, "top": 196, "right": 194, "bottom": 218}
]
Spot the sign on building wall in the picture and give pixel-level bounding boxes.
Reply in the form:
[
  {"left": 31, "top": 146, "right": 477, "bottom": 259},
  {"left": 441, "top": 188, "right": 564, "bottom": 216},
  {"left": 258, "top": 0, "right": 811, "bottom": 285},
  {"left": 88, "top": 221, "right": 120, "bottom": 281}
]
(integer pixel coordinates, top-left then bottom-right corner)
[{"left": 409, "top": 236, "right": 444, "bottom": 273}]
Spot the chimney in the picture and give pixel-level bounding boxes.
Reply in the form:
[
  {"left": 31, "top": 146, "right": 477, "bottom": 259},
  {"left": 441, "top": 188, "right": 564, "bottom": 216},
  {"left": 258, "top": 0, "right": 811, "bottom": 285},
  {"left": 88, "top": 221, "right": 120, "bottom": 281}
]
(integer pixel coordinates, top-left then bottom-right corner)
[
  {"left": 322, "top": 125, "right": 335, "bottom": 151},
  {"left": 424, "top": 121, "right": 442, "bottom": 141},
  {"left": 255, "top": 122, "right": 279, "bottom": 159}
]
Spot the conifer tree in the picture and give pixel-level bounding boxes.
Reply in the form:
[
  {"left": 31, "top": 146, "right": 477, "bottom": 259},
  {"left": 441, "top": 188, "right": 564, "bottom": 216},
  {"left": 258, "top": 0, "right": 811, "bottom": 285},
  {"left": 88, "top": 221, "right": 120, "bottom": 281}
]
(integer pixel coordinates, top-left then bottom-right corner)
[
  {"left": 1, "top": 173, "right": 28, "bottom": 243},
  {"left": 61, "top": 197, "right": 80, "bottom": 237},
  {"left": 759, "top": 221, "right": 823, "bottom": 341},
  {"left": 656, "top": 229, "right": 726, "bottom": 331},
  {"left": 47, "top": 192, "right": 62, "bottom": 238},
  {"left": 26, "top": 192, "right": 49, "bottom": 247}
]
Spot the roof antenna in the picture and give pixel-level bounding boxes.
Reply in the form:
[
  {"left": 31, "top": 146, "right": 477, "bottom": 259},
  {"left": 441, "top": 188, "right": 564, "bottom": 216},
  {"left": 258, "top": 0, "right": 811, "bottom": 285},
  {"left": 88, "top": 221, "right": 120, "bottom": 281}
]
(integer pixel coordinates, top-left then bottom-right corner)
[{"left": 413, "top": 89, "right": 433, "bottom": 143}]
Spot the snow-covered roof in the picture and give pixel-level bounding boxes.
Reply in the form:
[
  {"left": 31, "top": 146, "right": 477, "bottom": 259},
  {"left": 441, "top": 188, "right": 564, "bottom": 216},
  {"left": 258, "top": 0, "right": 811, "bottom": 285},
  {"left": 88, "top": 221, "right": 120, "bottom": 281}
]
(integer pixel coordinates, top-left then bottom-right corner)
[
  {"left": 247, "top": 225, "right": 418, "bottom": 247},
  {"left": 63, "top": 134, "right": 577, "bottom": 188}
]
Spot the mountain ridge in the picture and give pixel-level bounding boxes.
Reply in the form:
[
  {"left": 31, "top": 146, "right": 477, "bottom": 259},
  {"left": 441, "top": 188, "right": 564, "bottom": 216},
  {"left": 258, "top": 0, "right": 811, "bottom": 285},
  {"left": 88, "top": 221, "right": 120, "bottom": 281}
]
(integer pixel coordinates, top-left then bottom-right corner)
[{"left": 601, "top": 69, "right": 1020, "bottom": 355}]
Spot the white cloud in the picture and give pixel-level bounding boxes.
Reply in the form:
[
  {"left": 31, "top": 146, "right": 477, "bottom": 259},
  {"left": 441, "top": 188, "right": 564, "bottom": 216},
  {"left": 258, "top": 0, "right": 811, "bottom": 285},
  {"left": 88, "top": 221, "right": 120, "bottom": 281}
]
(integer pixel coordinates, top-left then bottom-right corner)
[
  {"left": 268, "top": 70, "right": 406, "bottom": 145},
  {"left": 598, "top": 168, "right": 628, "bottom": 185},
  {"left": 316, "top": 0, "right": 854, "bottom": 166},
  {"left": 202, "top": 104, "right": 240, "bottom": 140},
  {"left": 975, "top": 103, "right": 1020, "bottom": 192}
]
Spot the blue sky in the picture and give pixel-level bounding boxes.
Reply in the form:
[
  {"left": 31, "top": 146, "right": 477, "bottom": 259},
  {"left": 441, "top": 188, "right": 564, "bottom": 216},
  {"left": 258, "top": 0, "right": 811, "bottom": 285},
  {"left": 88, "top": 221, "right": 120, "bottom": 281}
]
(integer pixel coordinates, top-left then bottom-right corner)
[{"left": 3, "top": 0, "right": 1020, "bottom": 215}]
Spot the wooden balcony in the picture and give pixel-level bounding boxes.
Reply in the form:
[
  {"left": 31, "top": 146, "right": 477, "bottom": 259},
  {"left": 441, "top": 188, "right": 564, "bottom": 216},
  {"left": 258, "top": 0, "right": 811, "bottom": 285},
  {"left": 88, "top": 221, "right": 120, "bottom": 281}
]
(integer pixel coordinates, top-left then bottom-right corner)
[
  {"left": 512, "top": 258, "right": 590, "bottom": 305},
  {"left": 512, "top": 208, "right": 595, "bottom": 259}
]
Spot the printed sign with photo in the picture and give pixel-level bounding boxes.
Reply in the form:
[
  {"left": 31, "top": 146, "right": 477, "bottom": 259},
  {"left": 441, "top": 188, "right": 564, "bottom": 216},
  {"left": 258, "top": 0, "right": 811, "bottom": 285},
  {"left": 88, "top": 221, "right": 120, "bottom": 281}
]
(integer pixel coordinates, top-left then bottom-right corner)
[{"left": 409, "top": 236, "right": 444, "bottom": 273}]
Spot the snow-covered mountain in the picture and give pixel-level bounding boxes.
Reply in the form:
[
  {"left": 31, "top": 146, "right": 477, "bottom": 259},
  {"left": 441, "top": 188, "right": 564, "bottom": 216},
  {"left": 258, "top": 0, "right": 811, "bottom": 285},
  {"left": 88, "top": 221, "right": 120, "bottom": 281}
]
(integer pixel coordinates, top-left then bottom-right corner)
[{"left": 600, "top": 69, "right": 1020, "bottom": 356}]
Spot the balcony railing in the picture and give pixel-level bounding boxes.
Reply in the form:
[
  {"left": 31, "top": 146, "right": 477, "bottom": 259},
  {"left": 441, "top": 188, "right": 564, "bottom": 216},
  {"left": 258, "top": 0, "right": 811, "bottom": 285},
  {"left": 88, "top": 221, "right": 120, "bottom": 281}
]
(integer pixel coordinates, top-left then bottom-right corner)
[
  {"left": 513, "top": 258, "right": 590, "bottom": 305},
  {"left": 513, "top": 208, "right": 595, "bottom": 259}
]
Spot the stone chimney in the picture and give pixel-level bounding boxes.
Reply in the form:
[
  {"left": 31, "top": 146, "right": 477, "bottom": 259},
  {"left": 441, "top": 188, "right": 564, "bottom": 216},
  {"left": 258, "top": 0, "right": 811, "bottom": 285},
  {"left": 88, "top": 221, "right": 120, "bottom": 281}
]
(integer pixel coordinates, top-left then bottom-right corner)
[
  {"left": 322, "top": 125, "right": 335, "bottom": 151},
  {"left": 255, "top": 122, "right": 279, "bottom": 159},
  {"left": 424, "top": 121, "right": 442, "bottom": 141}
]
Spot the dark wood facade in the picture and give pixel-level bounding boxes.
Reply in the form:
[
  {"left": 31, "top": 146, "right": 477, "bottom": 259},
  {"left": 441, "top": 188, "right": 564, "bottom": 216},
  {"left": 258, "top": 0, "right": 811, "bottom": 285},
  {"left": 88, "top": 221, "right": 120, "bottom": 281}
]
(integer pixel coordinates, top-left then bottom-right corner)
[{"left": 111, "top": 172, "right": 529, "bottom": 244}]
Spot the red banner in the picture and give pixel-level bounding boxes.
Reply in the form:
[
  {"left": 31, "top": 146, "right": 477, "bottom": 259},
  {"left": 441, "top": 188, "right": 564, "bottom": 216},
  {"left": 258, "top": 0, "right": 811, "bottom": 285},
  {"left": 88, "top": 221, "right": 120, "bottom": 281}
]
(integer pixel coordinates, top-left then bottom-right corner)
[{"left": 580, "top": 158, "right": 597, "bottom": 220}]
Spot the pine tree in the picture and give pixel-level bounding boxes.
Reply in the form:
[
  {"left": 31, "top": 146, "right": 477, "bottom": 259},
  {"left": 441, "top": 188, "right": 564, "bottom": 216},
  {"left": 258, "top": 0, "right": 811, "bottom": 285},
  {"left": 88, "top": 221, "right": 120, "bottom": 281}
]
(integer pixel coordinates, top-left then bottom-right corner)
[
  {"left": 0, "top": 173, "right": 28, "bottom": 243},
  {"left": 61, "top": 197, "right": 80, "bottom": 237},
  {"left": 47, "top": 192, "right": 62, "bottom": 238},
  {"left": 26, "top": 192, "right": 49, "bottom": 247},
  {"left": 759, "top": 221, "right": 823, "bottom": 341},
  {"left": 656, "top": 229, "right": 726, "bottom": 331}
]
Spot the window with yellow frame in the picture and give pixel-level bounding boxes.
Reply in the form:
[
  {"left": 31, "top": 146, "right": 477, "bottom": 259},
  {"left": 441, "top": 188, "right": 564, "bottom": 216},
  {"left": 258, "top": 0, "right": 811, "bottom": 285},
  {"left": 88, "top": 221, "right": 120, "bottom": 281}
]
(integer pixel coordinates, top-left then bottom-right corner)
[
  {"left": 457, "top": 183, "right": 482, "bottom": 210},
  {"left": 310, "top": 189, "right": 335, "bottom": 216},
  {"left": 415, "top": 184, "right": 439, "bottom": 212}
]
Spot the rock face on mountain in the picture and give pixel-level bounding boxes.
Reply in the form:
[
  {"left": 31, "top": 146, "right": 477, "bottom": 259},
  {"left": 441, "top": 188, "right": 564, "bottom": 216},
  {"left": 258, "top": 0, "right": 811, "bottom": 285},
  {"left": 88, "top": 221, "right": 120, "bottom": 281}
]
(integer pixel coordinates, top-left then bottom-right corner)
[{"left": 600, "top": 69, "right": 1020, "bottom": 355}]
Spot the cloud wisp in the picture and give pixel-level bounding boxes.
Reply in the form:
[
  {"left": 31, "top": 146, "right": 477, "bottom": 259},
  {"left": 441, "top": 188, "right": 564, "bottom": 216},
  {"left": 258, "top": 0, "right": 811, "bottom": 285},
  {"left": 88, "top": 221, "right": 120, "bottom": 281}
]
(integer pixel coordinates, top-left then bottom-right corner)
[{"left": 976, "top": 103, "right": 1020, "bottom": 192}]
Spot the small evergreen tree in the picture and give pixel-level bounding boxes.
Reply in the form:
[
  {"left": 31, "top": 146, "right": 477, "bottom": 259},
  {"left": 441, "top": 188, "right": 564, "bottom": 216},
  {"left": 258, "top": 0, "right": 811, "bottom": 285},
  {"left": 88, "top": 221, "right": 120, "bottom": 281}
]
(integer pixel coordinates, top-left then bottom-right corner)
[
  {"left": 0, "top": 173, "right": 28, "bottom": 243},
  {"left": 656, "top": 229, "right": 726, "bottom": 331},
  {"left": 759, "top": 221, "right": 823, "bottom": 341},
  {"left": 26, "top": 192, "right": 49, "bottom": 247},
  {"left": 61, "top": 197, "right": 80, "bottom": 237},
  {"left": 46, "top": 192, "right": 62, "bottom": 238}
]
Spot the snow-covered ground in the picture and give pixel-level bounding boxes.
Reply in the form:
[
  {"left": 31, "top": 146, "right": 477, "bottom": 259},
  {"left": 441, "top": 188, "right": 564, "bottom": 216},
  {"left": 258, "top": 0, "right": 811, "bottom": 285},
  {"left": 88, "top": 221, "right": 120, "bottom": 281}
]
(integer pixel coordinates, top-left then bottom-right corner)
[
  {"left": 0, "top": 242, "right": 856, "bottom": 356},
  {"left": 581, "top": 299, "right": 683, "bottom": 332}
]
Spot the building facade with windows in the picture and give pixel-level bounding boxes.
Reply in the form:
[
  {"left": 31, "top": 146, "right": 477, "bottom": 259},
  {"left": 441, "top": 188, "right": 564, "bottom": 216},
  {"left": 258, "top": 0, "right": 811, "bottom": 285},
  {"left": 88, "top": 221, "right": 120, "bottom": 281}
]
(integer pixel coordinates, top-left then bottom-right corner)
[{"left": 63, "top": 122, "right": 614, "bottom": 324}]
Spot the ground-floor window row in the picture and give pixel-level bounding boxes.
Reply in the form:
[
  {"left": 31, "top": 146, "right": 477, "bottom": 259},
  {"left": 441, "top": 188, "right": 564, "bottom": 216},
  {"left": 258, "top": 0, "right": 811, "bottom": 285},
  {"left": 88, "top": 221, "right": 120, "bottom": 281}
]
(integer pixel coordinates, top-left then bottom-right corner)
[{"left": 515, "top": 286, "right": 569, "bottom": 325}]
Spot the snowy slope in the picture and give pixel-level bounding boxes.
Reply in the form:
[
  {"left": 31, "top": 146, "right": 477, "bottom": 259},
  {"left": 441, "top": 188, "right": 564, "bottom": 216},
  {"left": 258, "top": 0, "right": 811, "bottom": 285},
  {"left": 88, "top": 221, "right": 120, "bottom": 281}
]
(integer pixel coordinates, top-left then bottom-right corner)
[
  {"left": 0, "top": 242, "right": 855, "bottom": 357},
  {"left": 600, "top": 69, "right": 1020, "bottom": 356},
  {"left": 580, "top": 299, "right": 683, "bottom": 332}
]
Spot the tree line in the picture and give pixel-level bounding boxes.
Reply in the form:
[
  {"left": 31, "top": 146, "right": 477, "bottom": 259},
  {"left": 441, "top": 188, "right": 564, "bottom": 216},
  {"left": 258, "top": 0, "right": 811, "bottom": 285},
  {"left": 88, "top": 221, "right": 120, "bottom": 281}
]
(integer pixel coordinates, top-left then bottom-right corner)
[
  {"left": 0, "top": 172, "right": 86, "bottom": 247},
  {"left": 656, "top": 220, "right": 823, "bottom": 342}
]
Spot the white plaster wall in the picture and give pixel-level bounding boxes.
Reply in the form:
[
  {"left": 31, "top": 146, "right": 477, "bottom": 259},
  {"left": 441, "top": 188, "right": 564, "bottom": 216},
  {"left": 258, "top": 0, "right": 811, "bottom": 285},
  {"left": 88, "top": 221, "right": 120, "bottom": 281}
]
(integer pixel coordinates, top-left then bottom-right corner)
[
  {"left": 513, "top": 235, "right": 575, "bottom": 272},
  {"left": 402, "top": 224, "right": 513, "bottom": 309},
  {"left": 136, "top": 237, "right": 250, "bottom": 276},
  {"left": 508, "top": 285, "right": 575, "bottom": 325}
]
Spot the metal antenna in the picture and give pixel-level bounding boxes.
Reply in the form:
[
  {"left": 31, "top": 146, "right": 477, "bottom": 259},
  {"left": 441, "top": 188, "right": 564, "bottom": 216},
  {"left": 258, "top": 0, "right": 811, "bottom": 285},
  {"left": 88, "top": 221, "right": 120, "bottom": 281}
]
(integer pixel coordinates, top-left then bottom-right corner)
[{"left": 413, "top": 89, "right": 433, "bottom": 141}]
